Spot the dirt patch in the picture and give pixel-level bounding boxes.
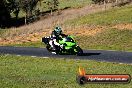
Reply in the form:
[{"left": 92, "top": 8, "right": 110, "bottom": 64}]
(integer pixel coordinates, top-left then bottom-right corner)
[
  {"left": 65, "top": 25, "right": 105, "bottom": 36},
  {"left": 0, "top": 31, "right": 49, "bottom": 45},
  {"left": 0, "top": 25, "right": 105, "bottom": 45},
  {"left": 112, "top": 23, "right": 132, "bottom": 30}
]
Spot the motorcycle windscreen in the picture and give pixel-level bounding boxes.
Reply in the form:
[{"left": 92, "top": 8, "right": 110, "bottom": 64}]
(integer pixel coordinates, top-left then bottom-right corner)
[{"left": 59, "top": 37, "right": 74, "bottom": 43}]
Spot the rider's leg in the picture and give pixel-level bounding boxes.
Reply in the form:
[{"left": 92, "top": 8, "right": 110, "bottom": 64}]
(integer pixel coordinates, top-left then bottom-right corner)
[{"left": 49, "top": 40, "right": 56, "bottom": 50}]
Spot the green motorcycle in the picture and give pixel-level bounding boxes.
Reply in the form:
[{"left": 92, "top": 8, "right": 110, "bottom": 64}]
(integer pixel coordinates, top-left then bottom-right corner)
[{"left": 42, "top": 35, "right": 83, "bottom": 55}]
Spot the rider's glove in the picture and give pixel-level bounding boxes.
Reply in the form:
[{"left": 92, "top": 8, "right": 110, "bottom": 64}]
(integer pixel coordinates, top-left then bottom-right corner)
[{"left": 60, "top": 44, "right": 64, "bottom": 49}]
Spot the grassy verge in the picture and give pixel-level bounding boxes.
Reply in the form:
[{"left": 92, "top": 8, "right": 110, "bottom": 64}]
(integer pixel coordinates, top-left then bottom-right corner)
[
  {"left": 8, "top": 41, "right": 45, "bottom": 48},
  {"left": 75, "top": 28, "right": 132, "bottom": 51},
  {"left": 0, "top": 54, "right": 132, "bottom": 88},
  {"left": 9, "top": 28, "right": 132, "bottom": 51},
  {"left": 65, "top": 5, "right": 132, "bottom": 26}
]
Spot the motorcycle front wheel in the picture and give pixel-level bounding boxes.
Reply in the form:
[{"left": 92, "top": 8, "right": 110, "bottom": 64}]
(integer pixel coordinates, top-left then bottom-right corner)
[{"left": 76, "top": 46, "right": 83, "bottom": 56}]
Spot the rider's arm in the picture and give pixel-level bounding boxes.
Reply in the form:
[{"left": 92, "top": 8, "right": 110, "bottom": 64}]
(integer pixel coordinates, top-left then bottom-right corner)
[
  {"left": 53, "top": 39, "right": 60, "bottom": 46},
  {"left": 61, "top": 33, "right": 67, "bottom": 37},
  {"left": 51, "top": 34, "right": 60, "bottom": 46}
]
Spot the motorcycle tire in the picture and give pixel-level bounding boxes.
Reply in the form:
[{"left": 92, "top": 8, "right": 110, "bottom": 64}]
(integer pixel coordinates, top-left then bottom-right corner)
[{"left": 76, "top": 46, "right": 83, "bottom": 56}]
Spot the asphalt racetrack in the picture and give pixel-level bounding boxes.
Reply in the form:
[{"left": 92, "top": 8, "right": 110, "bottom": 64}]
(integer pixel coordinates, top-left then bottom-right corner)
[{"left": 0, "top": 46, "right": 132, "bottom": 64}]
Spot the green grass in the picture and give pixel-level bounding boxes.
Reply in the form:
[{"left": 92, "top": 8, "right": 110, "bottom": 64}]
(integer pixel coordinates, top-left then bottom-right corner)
[
  {"left": 38, "top": 0, "right": 91, "bottom": 11},
  {"left": 8, "top": 41, "right": 45, "bottom": 48},
  {"left": 65, "top": 5, "right": 132, "bottom": 26},
  {"left": 58, "top": 0, "right": 91, "bottom": 9},
  {"left": 0, "top": 54, "right": 132, "bottom": 88}
]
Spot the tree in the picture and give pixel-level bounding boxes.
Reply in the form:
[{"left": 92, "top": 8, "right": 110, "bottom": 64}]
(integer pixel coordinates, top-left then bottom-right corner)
[
  {"left": 43, "top": 0, "right": 59, "bottom": 15},
  {"left": 0, "top": 0, "right": 11, "bottom": 27},
  {"left": 92, "top": 0, "right": 104, "bottom": 4},
  {"left": 19, "top": 0, "right": 39, "bottom": 24},
  {"left": 6, "top": 0, "right": 20, "bottom": 20},
  {"left": 0, "top": 0, "right": 60, "bottom": 27},
  {"left": 3, "top": 0, "right": 38, "bottom": 24}
]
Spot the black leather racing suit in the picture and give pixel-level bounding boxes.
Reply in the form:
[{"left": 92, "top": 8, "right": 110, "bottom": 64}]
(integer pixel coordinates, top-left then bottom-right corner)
[{"left": 49, "top": 31, "right": 66, "bottom": 50}]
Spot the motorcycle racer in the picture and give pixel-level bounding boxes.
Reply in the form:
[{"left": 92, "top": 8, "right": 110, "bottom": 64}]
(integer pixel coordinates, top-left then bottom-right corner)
[
  {"left": 42, "top": 27, "right": 83, "bottom": 55},
  {"left": 49, "top": 26, "right": 67, "bottom": 51}
]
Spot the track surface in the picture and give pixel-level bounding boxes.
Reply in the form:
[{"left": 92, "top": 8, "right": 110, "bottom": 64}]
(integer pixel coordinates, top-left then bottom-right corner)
[{"left": 0, "top": 46, "right": 132, "bottom": 64}]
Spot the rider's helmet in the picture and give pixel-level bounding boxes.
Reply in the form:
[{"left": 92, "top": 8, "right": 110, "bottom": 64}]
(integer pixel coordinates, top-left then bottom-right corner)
[{"left": 54, "top": 26, "right": 62, "bottom": 36}]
